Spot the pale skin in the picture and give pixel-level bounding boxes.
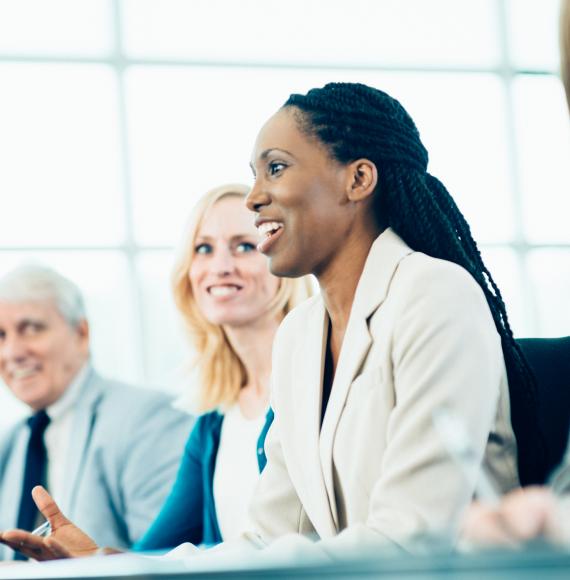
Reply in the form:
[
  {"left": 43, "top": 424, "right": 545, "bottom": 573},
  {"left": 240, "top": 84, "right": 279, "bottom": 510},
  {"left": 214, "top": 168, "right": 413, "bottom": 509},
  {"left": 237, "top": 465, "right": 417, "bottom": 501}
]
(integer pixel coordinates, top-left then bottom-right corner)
[
  {"left": 0, "top": 300, "right": 90, "bottom": 411},
  {"left": 232, "top": 323, "right": 273, "bottom": 419},
  {"left": 462, "top": 487, "right": 566, "bottom": 548},
  {"left": 0, "top": 197, "right": 282, "bottom": 560},
  {"left": 191, "top": 196, "right": 280, "bottom": 418},
  {"left": 0, "top": 302, "right": 91, "bottom": 560},
  {"left": 1, "top": 111, "right": 381, "bottom": 560}
]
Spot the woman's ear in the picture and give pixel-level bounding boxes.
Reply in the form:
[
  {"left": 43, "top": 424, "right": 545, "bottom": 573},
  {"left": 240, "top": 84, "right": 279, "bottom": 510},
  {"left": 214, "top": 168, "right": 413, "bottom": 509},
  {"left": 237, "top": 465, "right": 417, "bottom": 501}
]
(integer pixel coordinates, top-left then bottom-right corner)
[{"left": 346, "top": 159, "right": 378, "bottom": 203}]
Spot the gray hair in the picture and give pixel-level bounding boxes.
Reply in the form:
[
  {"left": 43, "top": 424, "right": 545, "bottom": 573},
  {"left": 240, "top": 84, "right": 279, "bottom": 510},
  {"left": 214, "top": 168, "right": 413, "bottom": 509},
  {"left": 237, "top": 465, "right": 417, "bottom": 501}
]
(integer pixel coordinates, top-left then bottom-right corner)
[{"left": 0, "top": 265, "right": 87, "bottom": 328}]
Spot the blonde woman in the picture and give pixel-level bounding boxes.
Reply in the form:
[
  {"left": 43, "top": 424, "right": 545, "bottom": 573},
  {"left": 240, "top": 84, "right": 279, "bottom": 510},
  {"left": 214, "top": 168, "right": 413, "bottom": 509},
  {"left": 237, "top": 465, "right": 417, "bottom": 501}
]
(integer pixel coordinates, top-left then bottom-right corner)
[
  {"left": 131, "top": 184, "right": 311, "bottom": 550},
  {"left": 0, "top": 184, "right": 311, "bottom": 559}
]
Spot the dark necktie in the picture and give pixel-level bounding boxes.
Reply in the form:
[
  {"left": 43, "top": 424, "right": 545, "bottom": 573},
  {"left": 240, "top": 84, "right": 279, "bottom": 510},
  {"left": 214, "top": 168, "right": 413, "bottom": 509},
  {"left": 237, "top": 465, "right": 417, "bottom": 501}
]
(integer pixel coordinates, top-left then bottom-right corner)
[{"left": 14, "top": 410, "right": 50, "bottom": 560}]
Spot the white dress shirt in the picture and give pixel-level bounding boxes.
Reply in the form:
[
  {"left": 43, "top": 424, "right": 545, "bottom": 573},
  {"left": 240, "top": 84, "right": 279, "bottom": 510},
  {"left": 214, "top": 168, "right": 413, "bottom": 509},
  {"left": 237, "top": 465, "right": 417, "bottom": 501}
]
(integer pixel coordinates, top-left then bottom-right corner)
[
  {"left": 212, "top": 405, "right": 266, "bottom": 541},
  {"left": 43, "top": 363, "right": 90, "bottom": 502}
]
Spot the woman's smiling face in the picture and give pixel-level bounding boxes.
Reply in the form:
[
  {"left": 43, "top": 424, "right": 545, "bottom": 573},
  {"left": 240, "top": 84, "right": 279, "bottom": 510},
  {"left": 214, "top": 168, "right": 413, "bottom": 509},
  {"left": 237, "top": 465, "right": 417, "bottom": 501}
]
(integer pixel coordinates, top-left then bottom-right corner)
[
  {"left": 189, "top": 195, "right": 280, "bottom": 328},
  {"left": 247, "top": 107, "right": 354, "bottom": 279}
]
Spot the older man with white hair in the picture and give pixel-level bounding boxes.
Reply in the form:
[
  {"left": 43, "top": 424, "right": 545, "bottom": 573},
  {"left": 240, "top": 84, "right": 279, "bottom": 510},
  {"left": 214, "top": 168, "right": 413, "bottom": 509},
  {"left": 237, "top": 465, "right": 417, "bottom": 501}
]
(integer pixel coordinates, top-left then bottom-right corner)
[{"left": 0, "top": 265, "right": 193, "bottom": 559}]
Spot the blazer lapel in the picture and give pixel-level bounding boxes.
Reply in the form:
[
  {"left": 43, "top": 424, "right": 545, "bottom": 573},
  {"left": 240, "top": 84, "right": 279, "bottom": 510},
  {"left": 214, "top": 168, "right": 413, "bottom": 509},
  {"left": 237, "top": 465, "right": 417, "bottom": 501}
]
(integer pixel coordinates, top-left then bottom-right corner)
[
  {"left": 319, "top": 228, "right": 414, "bottom": 528},
  {"left": 289, "top": 298, "right": 338, "bottom": 538},
  {"left": 319, "top": 316, "right": 372, "bottom": 529},
  {"left": 59, "top": 369, "right": 104, "bottom": 515}
]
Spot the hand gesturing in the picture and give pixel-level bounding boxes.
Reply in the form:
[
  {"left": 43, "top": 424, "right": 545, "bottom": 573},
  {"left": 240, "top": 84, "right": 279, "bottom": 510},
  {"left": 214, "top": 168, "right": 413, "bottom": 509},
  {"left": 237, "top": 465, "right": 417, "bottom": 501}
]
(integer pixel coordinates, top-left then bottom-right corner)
[{"left": 0, "top": 486, "right": 100, "bottom": 561}]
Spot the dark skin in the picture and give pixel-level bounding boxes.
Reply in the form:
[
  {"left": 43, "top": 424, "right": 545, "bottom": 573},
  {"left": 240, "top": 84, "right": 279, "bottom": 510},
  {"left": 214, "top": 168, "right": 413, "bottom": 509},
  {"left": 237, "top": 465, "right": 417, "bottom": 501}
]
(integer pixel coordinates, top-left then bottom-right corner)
[
  {"left": 248, "top": 107, "right": 381, "bottom": 371},
  {"left": 0, "top": 486, "right": 101, "bottom": 560},
  {"left": 0, "top": 107, "right": 382, "bottom": 561}
]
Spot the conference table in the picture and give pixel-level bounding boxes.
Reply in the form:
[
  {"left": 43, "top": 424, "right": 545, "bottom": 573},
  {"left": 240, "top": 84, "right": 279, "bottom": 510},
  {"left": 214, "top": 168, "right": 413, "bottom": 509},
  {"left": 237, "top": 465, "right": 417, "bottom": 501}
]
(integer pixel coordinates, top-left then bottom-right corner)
[{"left": 1, "top": 545, "right": 570, "bottom": 580}]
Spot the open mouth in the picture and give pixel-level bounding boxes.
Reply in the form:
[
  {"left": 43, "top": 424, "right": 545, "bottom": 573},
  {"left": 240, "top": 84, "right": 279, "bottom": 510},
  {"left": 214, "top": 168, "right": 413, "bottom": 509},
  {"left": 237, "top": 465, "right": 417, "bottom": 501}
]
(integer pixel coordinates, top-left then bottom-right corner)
[
  {"left": 207, "top": 284, "right": 243, "bottom": 297},
  {"left": 257, "top": 221, "right": 283, "bottom": 238},
  {"left": 256, "top": 221, "right": 284, "bottom": 254}
]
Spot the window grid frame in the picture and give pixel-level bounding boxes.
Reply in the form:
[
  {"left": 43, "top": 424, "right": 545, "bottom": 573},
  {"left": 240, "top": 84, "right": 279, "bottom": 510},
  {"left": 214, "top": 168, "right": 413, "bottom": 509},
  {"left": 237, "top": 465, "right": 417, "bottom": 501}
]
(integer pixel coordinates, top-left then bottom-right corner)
[{"left": 0, "top": 0, "right": 567, "bottom": 382}]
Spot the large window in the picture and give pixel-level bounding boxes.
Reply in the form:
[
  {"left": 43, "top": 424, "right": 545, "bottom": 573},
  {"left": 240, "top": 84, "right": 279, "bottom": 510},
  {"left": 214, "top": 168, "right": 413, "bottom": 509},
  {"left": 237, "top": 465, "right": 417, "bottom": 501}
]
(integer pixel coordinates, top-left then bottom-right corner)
[{"left": 1, "top": 0, "right": 569, "bottom": 424}]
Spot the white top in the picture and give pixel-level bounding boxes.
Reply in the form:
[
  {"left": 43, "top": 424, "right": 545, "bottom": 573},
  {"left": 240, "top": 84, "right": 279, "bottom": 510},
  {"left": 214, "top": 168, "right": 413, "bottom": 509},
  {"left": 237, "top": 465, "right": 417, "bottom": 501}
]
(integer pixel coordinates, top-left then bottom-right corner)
[
  {"left": 212, "top": 404, "right": 266, "bottom": 541},
  {"left": 43, "top": 363, "right": 90, "bottom": 501}
]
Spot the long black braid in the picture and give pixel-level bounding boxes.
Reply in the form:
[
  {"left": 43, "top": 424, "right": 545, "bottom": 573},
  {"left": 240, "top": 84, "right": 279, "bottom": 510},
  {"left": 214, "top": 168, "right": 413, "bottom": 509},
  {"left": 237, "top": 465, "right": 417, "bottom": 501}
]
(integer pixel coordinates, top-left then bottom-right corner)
[{"left": 284, "top": 82, "right": 546, "bottom": 486}]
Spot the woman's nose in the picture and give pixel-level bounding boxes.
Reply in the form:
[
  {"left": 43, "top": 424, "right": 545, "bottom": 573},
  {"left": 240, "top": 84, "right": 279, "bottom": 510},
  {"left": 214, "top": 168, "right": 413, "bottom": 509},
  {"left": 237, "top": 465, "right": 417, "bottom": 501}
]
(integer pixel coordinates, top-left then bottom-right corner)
[
  {"left": 245, "top": 180, "right": 270, "bottom": 213},
  {"left": 210, "top": 246, "right": 235, "bottom": 276}
]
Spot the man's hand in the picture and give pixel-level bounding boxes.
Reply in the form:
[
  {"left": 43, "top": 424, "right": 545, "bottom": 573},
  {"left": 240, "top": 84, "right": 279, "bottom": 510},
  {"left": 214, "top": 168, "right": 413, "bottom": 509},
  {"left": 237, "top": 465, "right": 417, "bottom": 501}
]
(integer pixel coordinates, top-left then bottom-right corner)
[{"left": 0, "top": 486, "right": 100, "bottom": 560}]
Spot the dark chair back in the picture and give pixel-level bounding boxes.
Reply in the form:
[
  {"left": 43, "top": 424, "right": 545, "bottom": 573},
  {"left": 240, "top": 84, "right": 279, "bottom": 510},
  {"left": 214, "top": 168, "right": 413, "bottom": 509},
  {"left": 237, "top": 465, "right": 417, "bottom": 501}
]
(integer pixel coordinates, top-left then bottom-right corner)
[{"left": 516, "top": 337, "right": 570, "bottom": 482}]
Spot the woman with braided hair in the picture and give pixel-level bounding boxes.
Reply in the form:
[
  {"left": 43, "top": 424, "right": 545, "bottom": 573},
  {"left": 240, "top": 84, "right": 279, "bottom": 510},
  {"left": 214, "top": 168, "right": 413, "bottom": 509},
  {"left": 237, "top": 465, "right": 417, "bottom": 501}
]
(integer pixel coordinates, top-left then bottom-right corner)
[
  {"left": 260, "top": 81, "right": 545, "bottom": 488},
  {"left": 237, "top": 81, "right": 536, "bottom": 554},
  {"left": 0, "top": 82, "right": 543, "bottom": 561}
]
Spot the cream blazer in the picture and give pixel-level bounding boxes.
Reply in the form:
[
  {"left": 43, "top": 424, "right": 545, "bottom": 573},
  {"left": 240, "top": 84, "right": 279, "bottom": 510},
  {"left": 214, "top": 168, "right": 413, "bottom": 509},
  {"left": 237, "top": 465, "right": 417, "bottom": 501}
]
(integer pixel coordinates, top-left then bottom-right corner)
[{"left": 247, "top": 228, "right": 519, "bottom": 554}]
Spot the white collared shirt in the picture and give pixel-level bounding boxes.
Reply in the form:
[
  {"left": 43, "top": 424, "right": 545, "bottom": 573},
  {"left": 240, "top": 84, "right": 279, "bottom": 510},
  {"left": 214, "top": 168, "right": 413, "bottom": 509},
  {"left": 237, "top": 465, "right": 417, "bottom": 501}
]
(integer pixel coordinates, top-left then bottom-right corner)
[
  {"left": 42, "top": 362, "right": 91, "bottom": 502},
  {"left": 212, "top": 404, "right": 266, "bottom": 541}
]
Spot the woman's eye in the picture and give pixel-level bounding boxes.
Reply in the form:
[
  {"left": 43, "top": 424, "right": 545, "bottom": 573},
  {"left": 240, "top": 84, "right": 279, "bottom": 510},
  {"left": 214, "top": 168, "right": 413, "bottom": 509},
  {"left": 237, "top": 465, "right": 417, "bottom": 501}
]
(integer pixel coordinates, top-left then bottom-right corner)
[
  {"left": 268, "top": 162, "right": 286, "bottom": 176},
  {"left": 195, "top": 243, "right": 213, "bottom": 255},
  {"left": 235, "top": 242, "right": 257, "bottom": 254}
]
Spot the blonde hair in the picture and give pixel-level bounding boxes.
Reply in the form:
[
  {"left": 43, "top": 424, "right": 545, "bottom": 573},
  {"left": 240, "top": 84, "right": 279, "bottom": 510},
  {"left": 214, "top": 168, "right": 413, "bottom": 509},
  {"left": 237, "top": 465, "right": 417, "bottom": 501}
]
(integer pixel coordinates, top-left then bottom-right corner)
[
  {"left": 172, "top": 183, "right": 313, "bottom": 412},
  {"left": 561, "top": 0, "right": 570, "bottom": 112}
]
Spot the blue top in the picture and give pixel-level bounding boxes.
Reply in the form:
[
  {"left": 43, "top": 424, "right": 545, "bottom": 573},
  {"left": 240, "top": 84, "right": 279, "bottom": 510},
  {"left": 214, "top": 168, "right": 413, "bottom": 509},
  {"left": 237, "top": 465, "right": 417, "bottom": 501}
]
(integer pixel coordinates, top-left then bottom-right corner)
[{"left": 133, "top": 408, "right": 274, "bottom": 550}]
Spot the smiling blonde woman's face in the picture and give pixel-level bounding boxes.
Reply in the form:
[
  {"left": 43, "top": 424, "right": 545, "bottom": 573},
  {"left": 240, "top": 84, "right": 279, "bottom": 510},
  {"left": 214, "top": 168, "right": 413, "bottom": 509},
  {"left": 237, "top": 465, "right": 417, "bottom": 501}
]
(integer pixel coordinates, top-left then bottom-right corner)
[{"left": 189, "top": 195, "right": 280, "bottom": 328}]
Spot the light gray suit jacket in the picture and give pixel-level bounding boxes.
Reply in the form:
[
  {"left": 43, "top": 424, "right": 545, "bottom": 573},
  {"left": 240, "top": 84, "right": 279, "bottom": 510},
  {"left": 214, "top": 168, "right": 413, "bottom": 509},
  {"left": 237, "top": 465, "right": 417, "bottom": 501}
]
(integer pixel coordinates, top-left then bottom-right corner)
[
  {"left": 0, "top": 368, "right": 193, "bottom": 559},
  {"left": 247, "top": 228, "right": 520, "bottom": 555}
]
